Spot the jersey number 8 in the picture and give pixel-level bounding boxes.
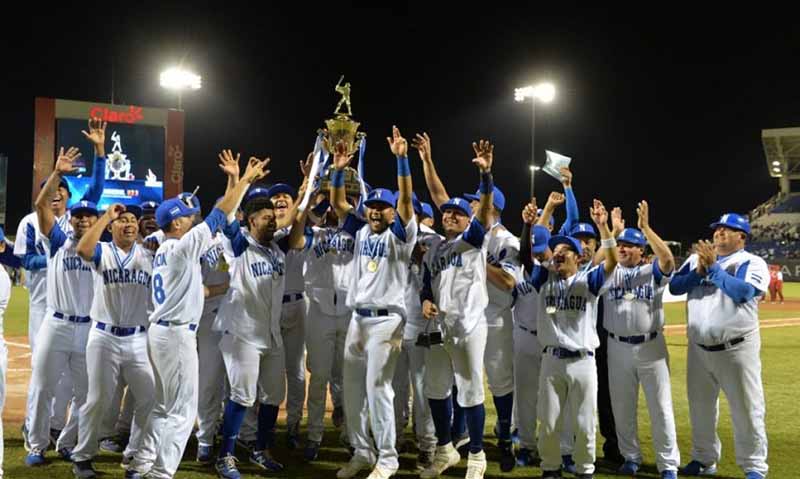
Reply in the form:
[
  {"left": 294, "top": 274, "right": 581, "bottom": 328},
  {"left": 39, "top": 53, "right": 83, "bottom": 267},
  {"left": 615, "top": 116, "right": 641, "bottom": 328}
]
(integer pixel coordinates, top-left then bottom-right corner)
[{"left": 153, "top": 273, "right": 166, "bottom": 304}]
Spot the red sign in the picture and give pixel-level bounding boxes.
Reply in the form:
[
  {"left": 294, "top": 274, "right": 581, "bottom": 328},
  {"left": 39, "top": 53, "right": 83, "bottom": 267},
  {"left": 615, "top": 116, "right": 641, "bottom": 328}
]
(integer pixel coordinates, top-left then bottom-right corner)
[{"left": 88, "top": 105, "right": 144, "bottom": 124}]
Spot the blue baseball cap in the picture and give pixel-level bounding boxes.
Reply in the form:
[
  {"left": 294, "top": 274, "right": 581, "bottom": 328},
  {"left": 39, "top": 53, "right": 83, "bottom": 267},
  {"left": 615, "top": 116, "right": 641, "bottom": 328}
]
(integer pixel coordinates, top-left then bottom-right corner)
[
  {"left": 139, "top": 201, "right": 159, "bottom": 215},
  {"left": 617, "top": 228, "right": 647, "bottom": 246},
  {"left": 439, "top": 197, "right": 472, "bottom": 217},
  {"left": 40, "top": 177, "right": 71, "bottom": 196},
  {"left": 537, "top": 208, "right": 555, "bottom": 226},
  {"left": 464, "top": 185, "right": 506, "bottom": 212},
  {"left": 421, "top": 202, "right": 434, "bottom": 219},
  {"left": 268, "top": 183, "right": 296, "bottom": 199},
  {"left": 69, "top": 200, "right": 99, "bottom": 217},
  {"left": 570, "top": 222, "right": 597, "bottom": 239},
  {"left": 363, "top": 188, "right": 396, "bottom": 208},
  {"left": 244, "top": 186, "right": 271, "bottom": 206},
  {"left": 123, "top": 205, "right": 143, "bottom": 219},
  {"left": 178, "top": 192, "right": 201, "bottom": 210},
  {"left": 548, "top": 235, "right": 583, "bottom": 256},
  {"left": 156, "top": 197, "right": 201, "bottom": 228},
  {"left": 710, "top": 213, "right": 750, "bottom": 235},
  {"left": 532, "top": 225, "right": 551, "bottom": 254}
]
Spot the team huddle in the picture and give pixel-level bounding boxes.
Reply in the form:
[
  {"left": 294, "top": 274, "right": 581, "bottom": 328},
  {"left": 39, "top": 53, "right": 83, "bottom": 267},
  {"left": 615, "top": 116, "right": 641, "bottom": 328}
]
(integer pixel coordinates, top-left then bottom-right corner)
[{"left": 0, "top": 118, "right": 770, "bottom": 479}]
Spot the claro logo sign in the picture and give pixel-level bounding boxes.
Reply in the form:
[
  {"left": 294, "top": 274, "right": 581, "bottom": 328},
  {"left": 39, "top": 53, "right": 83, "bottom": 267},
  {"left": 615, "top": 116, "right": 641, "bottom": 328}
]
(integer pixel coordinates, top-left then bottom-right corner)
[{"left": 88, "top": 105, "right": 144, "bottom": 124}]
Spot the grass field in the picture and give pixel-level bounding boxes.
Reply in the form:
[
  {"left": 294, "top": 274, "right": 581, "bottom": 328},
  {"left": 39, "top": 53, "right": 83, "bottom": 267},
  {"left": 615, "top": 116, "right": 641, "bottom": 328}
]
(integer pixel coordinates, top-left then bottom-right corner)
[{"left": 3, "top": 285, "right": 799, "bottom": 478}]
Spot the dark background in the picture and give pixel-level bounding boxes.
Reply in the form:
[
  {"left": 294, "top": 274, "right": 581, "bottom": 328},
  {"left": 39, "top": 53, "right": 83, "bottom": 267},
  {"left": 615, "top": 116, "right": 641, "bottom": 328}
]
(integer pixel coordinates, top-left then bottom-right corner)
[{"left": 2, "top": 5, "right": 799, "bottom": 245}]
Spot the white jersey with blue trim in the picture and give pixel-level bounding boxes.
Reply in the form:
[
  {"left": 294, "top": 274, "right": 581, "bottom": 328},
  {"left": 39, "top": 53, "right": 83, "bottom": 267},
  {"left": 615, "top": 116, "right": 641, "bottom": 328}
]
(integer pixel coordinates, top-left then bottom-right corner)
[
  {"left": 346, "top": 214, "right": 418, "bottom": 315},
  {"left": 201, "top": 233, "right": 231, "bottom": 312},
  {"left": 485, "top": 224, "right": 521, "bottom": 321},
  {"left": 304, "top": 215, "right": 361, "bottom": 315},
  {"left": 680, "top": 250, "right": 769, "bottom": 345},
  {"left": 0, "top": 266, "right": 10, "bottom": 338},
  {"left": 222, "top": 227, "right": 288, "bottom": 349},
  {"left": 275, "top": 227, "right": 306, "bottom": 295},
  {"left": 602, "top": 260, "right": 672, "bottom": 336},
  {"left": 89, "top": 242, "right": 154, "bottom": 327},
  {"left": 42, "top": 227, "right": 95, "bottom": 317},
  {"left": 14, "top": 212, "right": 70, "bottom": 306},
  {"left": 149, "top": 211, "right": 225, "bottom": 325},
  {"left": 404, "top": 224, "right": 442, "bottom": 340},
  {"left": 512, "top": 261, "right": 541, "bottom": 332},
  {"left": 422, "top": 217, "right": 488, "bottom": 337},
  {"left": 529, "top": 263, "right": 611, "bottom": 351},
  {"left": 143, "top": 229, "right": 166, "bottom": 246}
]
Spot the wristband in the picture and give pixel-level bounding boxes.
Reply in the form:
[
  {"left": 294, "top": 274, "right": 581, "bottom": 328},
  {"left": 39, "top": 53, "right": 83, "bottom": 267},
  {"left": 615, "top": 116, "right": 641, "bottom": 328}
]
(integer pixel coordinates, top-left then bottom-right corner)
[
  {"left": 479, "top": 172, "right": 493, "bottom": 193},
  {"left": 397, "top": 156, "right": 411, "bottom": 177},
  {"left": 331, "top": 169, "right": 345, "bottom": 187},
  {"left": 601, "top": 238, "right": 617, "bottom": 249}
]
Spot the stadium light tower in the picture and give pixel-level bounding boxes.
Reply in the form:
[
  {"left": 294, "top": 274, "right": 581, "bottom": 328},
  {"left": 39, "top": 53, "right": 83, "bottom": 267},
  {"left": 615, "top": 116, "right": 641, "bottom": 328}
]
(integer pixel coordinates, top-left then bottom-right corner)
[
  {"left": 515, "top": 82, "right": 555, "bottom": 197},
  {"left": 160, "top": 67, "right": 202, "bottom": 110}
]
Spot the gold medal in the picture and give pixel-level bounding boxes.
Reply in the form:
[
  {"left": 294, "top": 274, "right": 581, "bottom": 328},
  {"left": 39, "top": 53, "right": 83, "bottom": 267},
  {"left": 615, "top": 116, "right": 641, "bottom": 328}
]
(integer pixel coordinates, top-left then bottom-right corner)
[
  {"left": 623, "top": 292, "right": 635, "bottom": 301},
  {"left": 546, "top": 306, "right": 557, "bottom": 315},
  {"left": 367, "top": 260, "right": 378, "bottom": 273}
]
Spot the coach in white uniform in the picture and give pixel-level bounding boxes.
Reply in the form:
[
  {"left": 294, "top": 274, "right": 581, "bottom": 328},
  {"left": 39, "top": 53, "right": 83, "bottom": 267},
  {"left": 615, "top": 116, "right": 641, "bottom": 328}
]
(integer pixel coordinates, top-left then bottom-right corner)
[
  {"left": 69, "top": 205, "right": 156, "bottom": 478},
  {"left": 602, "top": 202, "right": 679, "bottom": 479},
  {"left": 526, "top": 199, "right": 618, "bottom": 479},
  {"left": 670, "top": 213, "right": 769, "bottom": 479},
  {"left": 331, "top": 128, "right": 418, "bottom": 479},
  {"left": 128, "top": 155, "right": 269, "bottom": 479}
]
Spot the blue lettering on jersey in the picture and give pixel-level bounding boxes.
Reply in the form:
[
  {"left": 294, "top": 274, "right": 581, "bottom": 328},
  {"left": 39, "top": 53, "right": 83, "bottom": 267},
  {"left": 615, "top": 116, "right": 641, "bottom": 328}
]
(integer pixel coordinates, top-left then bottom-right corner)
[
  {"left": 249, "top": 260, "right": 285, "bottom": 278},
  {"left": 313, "top": 233, "right": 355, "bottom": 258},
  {"left": 102, "top": 268, "right": 152, "bottom": 287},
  {"left": 202, "top": 244, "right": 224, "bottom": 267},
  {"left": 358, "top": 239, "right": 389, "bottom": 258},
  {"left": 544, "top": 294, "right": 587, "bottom": 312},
  {"left": 430, "top": 252, "right": 464, "bottom": 276},
  {"left": 62, "top": 256, "right": 92, "bottom": 272},
  {"left": 608, "top": 284, "right": 654, "bottom": 301},
  {"left": 514, "top": 280, "right": 535, "bottom": 297},
  {"left": 153, "top": 253, "right": 167, "bottom": 267}
]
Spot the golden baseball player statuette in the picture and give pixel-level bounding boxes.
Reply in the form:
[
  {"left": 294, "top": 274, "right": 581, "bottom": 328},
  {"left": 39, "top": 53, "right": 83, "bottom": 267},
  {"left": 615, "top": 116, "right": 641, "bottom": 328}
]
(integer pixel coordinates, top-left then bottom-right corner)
[
  {"left": 334, "top": 75, "right": 352, "bottom": 116},
  {"left": 324, "top": 75, "right": 362, "bottom": 157}
]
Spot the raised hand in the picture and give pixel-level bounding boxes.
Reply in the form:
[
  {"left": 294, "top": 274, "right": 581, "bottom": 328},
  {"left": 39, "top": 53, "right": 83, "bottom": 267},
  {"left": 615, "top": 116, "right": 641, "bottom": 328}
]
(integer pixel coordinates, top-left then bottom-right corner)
[
  {"left": 545, "top": 191, "right": 565, "bottom": 209},
  {"left": 332, "top": 140, "right": 353, "bottom": 170},
  {"left": 81, "top": 117, "right": 107, "bottom": 149},
  {"left": 387, "top": 125, "right": 408, "bottom": 157},
  {"left": 242, "top": 156, "right": 271, "bottom": 182},
  {"left": 522, "top": 198, "right": 539, "bottom": 225},
  {"left": 218, "top": 149, "right": 241, "bottom": 178},
  {"left": 55, "top": 146, "right": 82, "bottom": 175},
  {"left": 422, "top": 300, "right": 440, "bottom": 320},
  {"left": 106, "top": 203, "right": 126, "bottom": 221},
  {"left": 636, "top": 200, "right": 650, "bottom": 231},
  {"left": 411, "top": 132, "right": 432, "bottom": 162},
  {"left": 560, "top": 167, "right": 572, "bottom": 188},
  {"left": 471, "top": 139, "right": 494, "bottom": 172},
  {"left": 695, "top": 239, "right": 717, "bottom": 275},
  {"left": 589, "top": 199, "right": 609, "bottom": 228},
  {"left": 300, "top": 152, "right": 314, "bottom": 177},
  {"left": 611, "top": 207, "right": 625, "bottom": 236}
]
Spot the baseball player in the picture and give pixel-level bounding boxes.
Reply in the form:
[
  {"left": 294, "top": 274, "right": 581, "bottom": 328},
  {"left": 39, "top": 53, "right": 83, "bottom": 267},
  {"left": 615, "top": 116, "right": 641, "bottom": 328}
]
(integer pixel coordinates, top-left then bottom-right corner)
[
  {"left": 526, "top": 199, "right": 619, "bottom": 479},
  {"left": 0, "top": 234, "right": 11, "bottom": 478},
  {"left": 69, "top": 204, "right": 156, "bottom": 478},
  {"left": 16, "top": 118, "right": 108, "bottom": 450},
  {"left": 127, "top": 155, "right": 269, "bottom": 479},
  {"left": 417, "top": 139, "right": 496, "bottom": 479},
  {"left": 138, "top": 201, "right": 160, "bottom": 237},
  {"left": 391, "top": 196, "right": 439, "bottom": 469},
  {"left": 267, "top": 181, "right": 308, "bottom": 449},
  {"left": 213, "top": 174, "right": 311, "bottom": 479},
  {"left": 512, "top": 200, "right": 551, "bottom": 467},
  {"left": 24, "top": 146, "right": 101, "bottom": 467},
  {"left": 414, "top": 133, "right": 519, "bottom": 470},
  {"left": 331, "top": 127, "right": 418, "bottom": 479},
  {"left": 302, "top": 179, "right": 362, "bottom": 461},
  {"left": 602, "top": 202, "right": 679, "bottom": 479},
  {"left": 669, "top": 213, "right": 769, "bottom": 479}
]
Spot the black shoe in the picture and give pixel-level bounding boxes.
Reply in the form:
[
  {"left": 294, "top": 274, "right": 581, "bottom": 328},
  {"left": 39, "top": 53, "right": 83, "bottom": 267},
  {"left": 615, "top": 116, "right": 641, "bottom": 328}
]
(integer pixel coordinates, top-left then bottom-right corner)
[
  {"left": 49, "top": 428, "right": 62, "bottom": 449},
  {"left": 72, "top": 460, "right": 97, "bottom": 478},
  {"left": 603, "top": 444, "right": 624, "bottom": 465},
  {"left": 498, "top": 440, "right": 515, "bottom": 472},
  {"left": 542, "top": 470, "right": 562, "bottom": 478}
]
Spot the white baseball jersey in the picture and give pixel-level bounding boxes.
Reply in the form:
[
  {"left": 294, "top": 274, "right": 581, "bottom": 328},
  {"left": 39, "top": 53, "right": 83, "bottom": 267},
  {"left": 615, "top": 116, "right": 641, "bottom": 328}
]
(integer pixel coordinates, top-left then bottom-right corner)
[
  {"left": 422, "top": 217, "right": 488, "bottom": 337},
  {"left": 89, "top": 242, "right": 154, "bottom": 327},
  {"left": 304, "top": 215, "right": 362, "bottom": 315},
  {"left": 42, "top": 226, "right": 95, "bottom": 316},
  {"left": 0, "top": 265, "right": 10, "bottom": 337},
  {"left": 403, "top": 224, "right": 442, "bottom": 341},
  {"left": 275, "top": 227, "right": 307, "bottom": 295},
  {"left": 201, "top": 233, "right": 230, "bottom": 313},
  {"left": 346, "top": 214, "right": 418, "bottom": 314},
  {"left": 144, "top": 229, "right": 166, "bottom": 246},
  {"left": 512, "top": 262, "right": 541, "bottom": 332},
  {"left": 485, "top": 224, "right": 521, "bottom": 322},
  {"left": 149, "top": 209, "right": 227, "bottom": 325},
  {"left": 602, "top": 260, "right": 672, "bottom": 336},
  {"left": 676, "top": 250, "right": 769, "bottom": 345},
  {"left": 528, "top": 263, "right": 610, "bottom": 351},
  {"left": 14, "top": 212, "right": 70, "bottom": 306},
  {"left": 223, "top": 224, "right": 293, "bottom": 349}
]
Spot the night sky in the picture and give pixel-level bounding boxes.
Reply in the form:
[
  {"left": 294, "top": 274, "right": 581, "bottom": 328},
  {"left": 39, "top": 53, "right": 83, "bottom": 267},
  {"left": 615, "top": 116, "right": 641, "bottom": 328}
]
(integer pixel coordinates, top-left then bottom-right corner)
[{"left": 3, "top": 6, "right": 799, "bottom": 246}]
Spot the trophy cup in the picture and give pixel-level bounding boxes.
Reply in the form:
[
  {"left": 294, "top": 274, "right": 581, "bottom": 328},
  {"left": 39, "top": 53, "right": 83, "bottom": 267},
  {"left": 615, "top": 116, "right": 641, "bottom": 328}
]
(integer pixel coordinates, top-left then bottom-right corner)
[{"left": 317, "top": 76, "right": 365, "bottom": 197}]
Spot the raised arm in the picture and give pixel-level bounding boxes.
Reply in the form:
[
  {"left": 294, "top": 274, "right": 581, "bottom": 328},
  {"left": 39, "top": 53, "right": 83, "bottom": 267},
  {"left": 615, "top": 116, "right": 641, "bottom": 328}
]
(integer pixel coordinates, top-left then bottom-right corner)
[
  {"left": 286, "top": 169, "right": 312, "bottom": 250},
  {"left": 637, "top": 200, "right": 675, "bottom": 273},
  {"left": 520, "top": 198, "right": 538, "bottom": 275},
  {"left": 217, "top": 156, "right": 271, "bottom": 218},
  {"left": 537, "top": 191, "right": 564, "bottom": 228},
  {"left": 472, "top": 140, "right": 494, "bottom": 230},
  {"left": 80, "top": 117, "right": 108, "bottom": 203},
  {"left": 590, "top": 199, "right": 618, "bottom": 275},
  {"left": 559, "top": 167, "right": 579, "bottom": 235},
  {"left": 329, "top": 140, "right": 354, "bottom": 220},
  {"left": 412, "top": 133, "right": 450, "bottom": 208},
  {"left": 593, "top": 206, "right": 625, "bottom": 265},
  {"left": 77, "top": 204, "right": 123, "bottom": 262},
  {"left": 36, "top": 147, "right": 81, "bottom": 237},
  {"left": 388, "top": 126, "right": 414, "bottom": 223},
  {"left": 218, "top": 149, "right": 240, "bottom": 196}
]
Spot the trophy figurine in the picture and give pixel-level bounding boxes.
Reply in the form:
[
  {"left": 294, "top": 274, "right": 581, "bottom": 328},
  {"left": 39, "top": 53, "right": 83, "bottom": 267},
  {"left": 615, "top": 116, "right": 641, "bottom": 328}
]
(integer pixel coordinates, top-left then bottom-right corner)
[{"left": 323, "top": 75, "right": 362, "bottom": 156}]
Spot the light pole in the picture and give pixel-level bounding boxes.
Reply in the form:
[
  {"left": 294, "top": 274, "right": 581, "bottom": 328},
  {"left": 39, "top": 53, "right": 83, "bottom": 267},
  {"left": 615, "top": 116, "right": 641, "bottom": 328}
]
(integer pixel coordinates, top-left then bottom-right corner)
[
  {"left": 515, "top": 82, "right": 555, "bottom": 198},
  {"left": 160, "top": 67, "right": 202, "bottom": 110}
]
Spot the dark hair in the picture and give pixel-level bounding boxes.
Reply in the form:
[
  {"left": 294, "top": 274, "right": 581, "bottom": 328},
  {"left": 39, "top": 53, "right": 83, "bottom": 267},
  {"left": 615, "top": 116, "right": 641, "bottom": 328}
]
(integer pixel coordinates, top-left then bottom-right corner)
[{"left": 244, "top": 197, "right": 274, "bottom": 220}]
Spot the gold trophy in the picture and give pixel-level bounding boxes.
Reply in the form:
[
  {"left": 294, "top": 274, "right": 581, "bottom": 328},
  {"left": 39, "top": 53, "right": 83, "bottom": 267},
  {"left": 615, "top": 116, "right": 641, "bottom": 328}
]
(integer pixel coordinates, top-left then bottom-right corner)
[{"left": 318, "top": 76, "right": 365, "bottom": 197}]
